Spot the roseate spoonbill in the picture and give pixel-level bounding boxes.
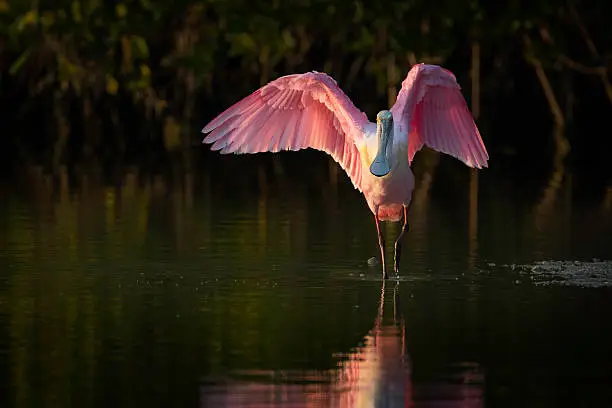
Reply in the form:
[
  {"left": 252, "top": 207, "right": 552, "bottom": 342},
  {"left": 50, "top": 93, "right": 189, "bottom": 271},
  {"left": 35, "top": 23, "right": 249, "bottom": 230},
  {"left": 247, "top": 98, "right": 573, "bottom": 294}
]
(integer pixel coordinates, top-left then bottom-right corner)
[{"left": 202, "top": 63, "right": 488, "bottom": 279}]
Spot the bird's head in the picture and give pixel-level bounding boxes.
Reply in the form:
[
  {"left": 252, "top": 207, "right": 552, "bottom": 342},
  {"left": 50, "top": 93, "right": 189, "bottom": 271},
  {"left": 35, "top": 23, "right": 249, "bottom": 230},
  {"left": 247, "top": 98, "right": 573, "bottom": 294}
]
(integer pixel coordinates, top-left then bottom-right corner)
[
  {"left": 376, "top": 110, "right": 393, "bottom": 122},
  {"left": 370, "top": 110, "right": 394, "bottom": 177}
]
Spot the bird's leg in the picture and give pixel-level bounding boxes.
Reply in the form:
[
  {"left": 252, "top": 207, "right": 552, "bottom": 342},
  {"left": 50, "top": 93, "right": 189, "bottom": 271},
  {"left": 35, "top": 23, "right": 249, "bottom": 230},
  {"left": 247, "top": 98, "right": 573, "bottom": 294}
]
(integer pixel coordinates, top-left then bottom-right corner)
[
  {"left": 393, "top": 280, "right": 400, "bottom": 323},
  {"left": 393, "top": 205, "right": 410, "bottom": 276},
  {"left": 374, "top": 209, "right": 388, "bottom": 280}
]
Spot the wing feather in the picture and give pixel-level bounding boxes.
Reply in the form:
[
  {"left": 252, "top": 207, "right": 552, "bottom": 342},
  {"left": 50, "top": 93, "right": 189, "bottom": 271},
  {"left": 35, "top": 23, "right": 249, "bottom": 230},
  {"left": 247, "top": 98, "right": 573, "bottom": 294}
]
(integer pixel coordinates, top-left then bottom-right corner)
[
  {"left": 391, "top": 64, "right": 489, "bottom": 168},
  {"left": 204, "top": 114, "right": 242, "bottom": 145},
  {"left": 202, "top": 72, "right": 371, "bottom": 190}
]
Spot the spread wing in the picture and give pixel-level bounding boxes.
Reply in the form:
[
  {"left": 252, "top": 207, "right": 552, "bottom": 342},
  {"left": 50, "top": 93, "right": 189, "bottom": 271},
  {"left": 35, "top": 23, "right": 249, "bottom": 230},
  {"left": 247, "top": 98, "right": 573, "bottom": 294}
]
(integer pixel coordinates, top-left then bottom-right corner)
[
  {"left": 202, "top": 72, "right": 371, "bottom": 191},
  {"left": 390, "top": 64, "right": 489, "bottom": 168}
]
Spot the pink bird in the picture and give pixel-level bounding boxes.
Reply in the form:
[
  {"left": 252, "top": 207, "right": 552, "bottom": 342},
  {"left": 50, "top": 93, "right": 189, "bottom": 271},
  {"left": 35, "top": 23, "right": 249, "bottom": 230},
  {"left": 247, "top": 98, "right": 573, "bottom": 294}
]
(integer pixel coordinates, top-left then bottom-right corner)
[{"left": 202, "top": 63, "right": 489, "bottom": 279}]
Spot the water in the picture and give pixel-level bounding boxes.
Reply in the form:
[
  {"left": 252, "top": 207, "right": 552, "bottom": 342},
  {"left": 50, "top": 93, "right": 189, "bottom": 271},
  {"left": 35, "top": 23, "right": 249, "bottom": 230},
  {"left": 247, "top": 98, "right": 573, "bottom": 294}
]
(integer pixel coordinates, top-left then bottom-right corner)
[{"left": 1, "top": 154, "right": 612, "bottom": 408}]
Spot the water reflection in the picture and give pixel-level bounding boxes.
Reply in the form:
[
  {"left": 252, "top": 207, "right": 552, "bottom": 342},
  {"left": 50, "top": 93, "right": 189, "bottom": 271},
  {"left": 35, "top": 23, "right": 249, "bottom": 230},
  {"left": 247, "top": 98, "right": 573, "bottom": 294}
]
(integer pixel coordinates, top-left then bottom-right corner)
[
  {"left": 5, "top": 157, "right": 611, "bottom": 269},
  {"left": 2, "top": 159, "right": 612, "bottom": 408},
  {"left": 199, "top": 280, "right": 484, "bottom": 407},
  {"left": 531, "top": 138, "right": 571, "bottom": 258}
]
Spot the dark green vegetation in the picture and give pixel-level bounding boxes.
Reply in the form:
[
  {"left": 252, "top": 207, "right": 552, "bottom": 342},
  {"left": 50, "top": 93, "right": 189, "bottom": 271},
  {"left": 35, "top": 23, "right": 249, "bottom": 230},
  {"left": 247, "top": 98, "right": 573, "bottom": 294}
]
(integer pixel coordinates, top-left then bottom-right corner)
[{"left": 1, "top": 0, "right": 611, "bottom": 171}]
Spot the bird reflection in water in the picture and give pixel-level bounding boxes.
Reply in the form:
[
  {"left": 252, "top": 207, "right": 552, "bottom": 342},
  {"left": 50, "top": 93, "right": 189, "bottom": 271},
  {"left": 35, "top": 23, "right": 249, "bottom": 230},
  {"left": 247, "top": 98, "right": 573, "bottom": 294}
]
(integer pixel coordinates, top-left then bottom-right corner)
[{"left": 200, "top": 281, "right": 484, "bottom": 407}]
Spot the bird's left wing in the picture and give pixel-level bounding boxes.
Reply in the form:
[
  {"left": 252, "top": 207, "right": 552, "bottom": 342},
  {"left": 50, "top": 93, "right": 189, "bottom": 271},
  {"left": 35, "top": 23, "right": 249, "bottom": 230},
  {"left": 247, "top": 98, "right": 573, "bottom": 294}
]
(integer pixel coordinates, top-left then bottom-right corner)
[
  {"left": 202, "top": 72, "right": 371, "bottom": 191},
  {"left": 390, "top": 64, "right": 489, "bottom": 168}
]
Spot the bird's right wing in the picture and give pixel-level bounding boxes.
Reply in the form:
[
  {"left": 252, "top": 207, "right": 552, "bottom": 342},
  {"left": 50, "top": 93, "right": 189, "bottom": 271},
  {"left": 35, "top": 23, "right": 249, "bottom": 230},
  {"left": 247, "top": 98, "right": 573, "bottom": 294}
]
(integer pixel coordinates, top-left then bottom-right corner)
[{"left": 202, "top": 72, "right": 371, "bottom": 191}]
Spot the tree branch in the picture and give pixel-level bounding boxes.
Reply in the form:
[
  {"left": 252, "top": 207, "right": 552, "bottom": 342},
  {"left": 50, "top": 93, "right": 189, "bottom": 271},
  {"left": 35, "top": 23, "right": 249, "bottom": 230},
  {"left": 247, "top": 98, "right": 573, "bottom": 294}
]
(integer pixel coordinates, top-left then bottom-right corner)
[
  {"left": 523, "top": 34, "right": 565, "bottom": 128},
  {"left": 567, "top": 3, "right": 612, "bottom": 104},
  {"left": 558, "top": 54, "right": 606, "bottom": 75}
]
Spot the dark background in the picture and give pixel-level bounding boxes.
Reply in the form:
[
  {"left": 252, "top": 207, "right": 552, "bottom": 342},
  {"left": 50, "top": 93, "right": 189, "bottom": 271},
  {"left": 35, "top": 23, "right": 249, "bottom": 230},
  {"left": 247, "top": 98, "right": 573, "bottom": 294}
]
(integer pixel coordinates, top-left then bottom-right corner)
[{"left": 0, "top": 0, "right": 611, "bottom": 183}]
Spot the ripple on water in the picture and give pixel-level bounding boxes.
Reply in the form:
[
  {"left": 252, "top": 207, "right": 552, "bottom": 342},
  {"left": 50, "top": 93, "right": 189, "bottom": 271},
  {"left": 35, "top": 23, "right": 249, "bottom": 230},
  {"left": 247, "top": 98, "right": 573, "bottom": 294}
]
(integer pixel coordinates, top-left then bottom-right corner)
[{"left": 499, "top": 260, "right": 612, "bottom": 288}]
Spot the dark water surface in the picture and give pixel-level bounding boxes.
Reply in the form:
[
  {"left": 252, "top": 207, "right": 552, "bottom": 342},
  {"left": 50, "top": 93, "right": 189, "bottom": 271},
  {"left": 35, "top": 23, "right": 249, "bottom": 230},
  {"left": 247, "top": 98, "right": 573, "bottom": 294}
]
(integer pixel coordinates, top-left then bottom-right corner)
[{"left": 1, "top": 154, "right": 612, "bottom": 408}]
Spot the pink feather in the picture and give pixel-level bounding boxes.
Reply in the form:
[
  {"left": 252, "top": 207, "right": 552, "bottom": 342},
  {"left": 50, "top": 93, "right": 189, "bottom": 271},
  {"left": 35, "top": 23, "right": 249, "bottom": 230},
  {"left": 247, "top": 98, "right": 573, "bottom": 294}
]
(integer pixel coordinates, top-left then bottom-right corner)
[
  {"left": 202, "top": 72, "right": 370, "bottom": 191},
  {"left": 391, "top": 64, "right": 489, "bottom": 169}
]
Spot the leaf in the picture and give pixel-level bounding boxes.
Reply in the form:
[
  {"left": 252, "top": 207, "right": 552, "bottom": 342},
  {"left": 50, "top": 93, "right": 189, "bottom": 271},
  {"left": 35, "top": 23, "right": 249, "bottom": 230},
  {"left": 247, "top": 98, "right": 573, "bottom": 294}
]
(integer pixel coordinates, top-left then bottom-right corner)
[
  {"left": 9, "top": 48, "right": 32, "bottom": 75},
  {"left": 163, "top": 116, "right": 181, "bottom": 151},
  {"left": 132, "top": 36, "right": 149, "bottom": 59},
  {"left": 116, "top": 4, "right": 127, "bottom": 18},
  {"left": 16, "top": 10, "right": 38, "bottom": 31},
  {"left": 127, "top": 77, "right": 149, "bottom": 91},
  {"left": 155, "top": 99, "right": 167, "bottom": 115},
  {"left": 140, "top": 64, "right": 151, "bottom": 77},
  {"left": 57, "top": 55, "right": 77, "bottom": 82},
  {"left": 71, "top": 1, "right": 82, "bottom": 23},
  {"left": 40, "top": 12, "right": 56, "bottom": 28},
  {"left": 353, "top": 0, "right": 363, "bottom": 22},
  {"left": 106, "top": 75, "right": 119, "bottom": 95},
  {"left": 281, "top": 29, "right": 295, "bottom": 48},
  {"left": 227, "top": 33, "right": 257, "bottom": 56}
]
